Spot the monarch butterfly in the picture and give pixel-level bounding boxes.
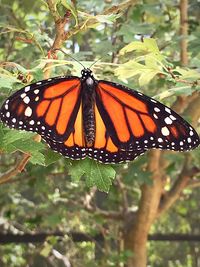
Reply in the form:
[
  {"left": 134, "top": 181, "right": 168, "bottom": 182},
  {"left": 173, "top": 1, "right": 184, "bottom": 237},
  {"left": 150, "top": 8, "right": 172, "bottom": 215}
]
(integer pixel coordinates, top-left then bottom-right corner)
[{"left": 0, "top": 68, "right": 199, "bottom": 163}]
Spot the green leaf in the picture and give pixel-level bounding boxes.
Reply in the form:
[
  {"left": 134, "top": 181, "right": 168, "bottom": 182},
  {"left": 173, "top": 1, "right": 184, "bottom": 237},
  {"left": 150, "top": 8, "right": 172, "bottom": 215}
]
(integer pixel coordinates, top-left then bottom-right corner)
[
  {"left": 45, "top": 214, "right": 62, "bottom": 226},
  {"left": 118, "top": 23, "right": 155, "bottom": 42},
  {"left": 68, "top": 158, "right": 116, "bottom": 192},
  {"left": 3, "top": 129, "right": 35, "bottom": 145},
  {"left": 30, "top": 151, "right": 45, "bottom": 165},
  {"left": 68, "top": 159, "right": 88, "bottom": 183},
  {"left": 0, "top": 75, "right": 20, "bottom": 89},
  {"left": 40, "top": 242, "right": 52, "bottom": 257},
  {"left": 154, "top": 85, "right": 194, "bottom": 100},
  {"left": 120, "top": 38, "right": 160, "bottom": 55},
  {"left": 1, "top": 128, "right": 45, "bottom": 165},
  {"left": 85, "top": 160, "right": 116, "bottom": 192},
  {"left": 3, "top": 137, "right": 45, "bottom": 155},
  {"left": 115, "top": 60, "right": 160, "bottom": 85},
  {"left": 139, "top": 70, "right": 159, "bottom": 86},
  {"left": 44, "top": 149, "right": 62, "bottom": 166},
  {"left": 174, "top": 67, "right": 200, "bottom": 79},
  {"left": 0, "top": 124, "right": 5, "bottom": 150},
  {"left": 95, "top": 14, "right": 121, "bottom": 24},
  {"left": 124, "top": 156, "right": 152, "bottom": 186}
]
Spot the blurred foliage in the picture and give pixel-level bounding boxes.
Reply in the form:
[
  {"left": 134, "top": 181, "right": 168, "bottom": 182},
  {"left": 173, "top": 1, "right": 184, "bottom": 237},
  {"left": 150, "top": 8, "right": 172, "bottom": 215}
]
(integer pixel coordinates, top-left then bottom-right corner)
[{"left": 0, "top": 0, "right": 200, "bottom": 267}]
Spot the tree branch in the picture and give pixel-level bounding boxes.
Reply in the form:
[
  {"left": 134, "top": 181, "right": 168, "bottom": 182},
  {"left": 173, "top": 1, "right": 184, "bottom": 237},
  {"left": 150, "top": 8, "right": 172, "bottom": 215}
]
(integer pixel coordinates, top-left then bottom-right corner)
[
  {"left": 1, "top": 232, "right": 200, "bottom": 244},
  {"left": 116, "top": 174, "right": 129, "bottom": 214},
  {"left": 52, "top": 249, "right": 71, "bottom": 267},
  {"left": 188, "top": 179, "right": 200, "bottom": 189},
  {"left": 0, "top": 154, "right": 30, "bottom": 185},
  {"left": 46, "top": 0, "right": 61, "bottom": 23},
  {"left": 84, "top": 204, "right": 124, "bottom": 220},
  {"left": 180, "top": 0, "right": 188, "bottom": 66},
  {"left": 0, "top": 135, "right": 41, "bottom": 185},
  {"left": 157, "top": 156, "right": 200, "bottom": 216},
  {"left": 45, "top": 0, "right": 71, "bottom": 78},
  {"left": 64, "top": 0, "right": 137, "bottom": 41}
]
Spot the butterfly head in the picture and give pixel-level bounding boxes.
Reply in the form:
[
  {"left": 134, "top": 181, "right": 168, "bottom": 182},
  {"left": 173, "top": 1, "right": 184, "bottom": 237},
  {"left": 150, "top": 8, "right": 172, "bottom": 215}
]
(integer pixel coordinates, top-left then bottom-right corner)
[
  {"left": 81, "top": 68, "right": 93, "bottom": 80},
  {"left": 81, "top": 68, "right": 95, "bottom": 88}
]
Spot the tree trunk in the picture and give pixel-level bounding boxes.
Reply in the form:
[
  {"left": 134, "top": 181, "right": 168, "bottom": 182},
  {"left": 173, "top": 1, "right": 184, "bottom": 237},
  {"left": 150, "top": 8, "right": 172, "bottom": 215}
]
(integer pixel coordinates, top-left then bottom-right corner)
[
  {"left": 124, "top": 151, "right": 164, "bottom": 267},
  {"left": 180, "top": 0, "right": 188, "bottom": 66}
]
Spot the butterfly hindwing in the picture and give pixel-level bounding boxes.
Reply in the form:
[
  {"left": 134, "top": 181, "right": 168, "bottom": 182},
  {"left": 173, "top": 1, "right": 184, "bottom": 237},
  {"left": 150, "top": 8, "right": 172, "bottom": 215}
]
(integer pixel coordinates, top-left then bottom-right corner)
[{"left": 43, "top": 101, "right": 147, "bottom": 163}]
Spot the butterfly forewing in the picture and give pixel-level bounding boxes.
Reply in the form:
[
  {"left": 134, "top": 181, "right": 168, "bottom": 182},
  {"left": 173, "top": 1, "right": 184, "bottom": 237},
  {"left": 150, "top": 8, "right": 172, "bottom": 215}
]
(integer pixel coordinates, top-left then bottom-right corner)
[
  {"left": 96, "top": 81, "right": 200, "bottom": 152},
  {"left": 0, "top": 76, "right": 81, "bottom": 142}
]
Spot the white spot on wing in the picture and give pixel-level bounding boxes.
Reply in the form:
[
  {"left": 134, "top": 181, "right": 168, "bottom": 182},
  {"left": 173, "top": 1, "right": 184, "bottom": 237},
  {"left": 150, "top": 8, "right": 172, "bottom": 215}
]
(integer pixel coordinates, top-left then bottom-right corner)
[
  {"left": 6, "top": 112, "right": 10, "bottom": 118},
  {"left": 189, "top": 130, "right": 194, "bottom": 136},
  {"left": 154, "top": 107, "right": 160, "bottom": 112},
  {"left": 21, "top": 93, "right": 26, "bottom": 98},
  {"left": 34, "top": 89, "right": 39, "bottom": 94},
  {"left": 25, "top": 107, "right": 32, "bottom": 117},
  {"left": 24, "top": 86, "right": 30, "bottom": 92},
  {"left": 161, "top": 126, "right": 170, "bottom": 136},
  {"left": 23, "top": 96, "right": 30, "bottom": 104},
  {"left": 165, "top": 107, "right": 171, "bottom": 114},
  {"left": 169, "top": 115, "right": 176, "bottom": 121},
  {"left": 164, "top": 117, "right": 173, "bottom": 125},
  {"left": 153, "top": 113, "right": 158, "bottom": 119}
]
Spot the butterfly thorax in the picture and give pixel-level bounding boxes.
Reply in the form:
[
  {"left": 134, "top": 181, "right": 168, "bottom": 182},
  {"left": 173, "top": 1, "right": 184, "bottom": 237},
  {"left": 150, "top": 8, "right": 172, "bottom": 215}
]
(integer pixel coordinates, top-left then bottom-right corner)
[{"left": 81, "top": 69, "right": 96, "bottom": 146}]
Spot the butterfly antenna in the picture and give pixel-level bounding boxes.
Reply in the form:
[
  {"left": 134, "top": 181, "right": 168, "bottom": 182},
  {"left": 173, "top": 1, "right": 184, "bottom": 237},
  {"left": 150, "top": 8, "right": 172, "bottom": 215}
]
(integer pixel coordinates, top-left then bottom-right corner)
[
  {"left": 89, "top": 53, "right": 111, "bottom": 69},
  {"left": 52, "top": 48, "right": 86, "bottom": 69}
]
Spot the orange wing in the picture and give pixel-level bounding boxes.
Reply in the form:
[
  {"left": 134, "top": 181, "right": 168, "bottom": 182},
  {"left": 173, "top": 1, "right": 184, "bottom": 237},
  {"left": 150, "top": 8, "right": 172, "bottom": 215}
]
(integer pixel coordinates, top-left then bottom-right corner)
[
  {"left": 84, "top": 103, "right": 147, "bottom": 163},
  {"left": 0, "top": 77, "right": 81, "bottom": 142},
  {"left": 43, "top": 101, "right": 87, "bottom": 160},
  {"left": 96, "top": 81, "right": 199, "bottom": 153},
  {"left": 44, "top": 102, "right": 147, "bottom": 163},
  {"left": 1, "top": 74, "right": 199, "bottom": 164}
]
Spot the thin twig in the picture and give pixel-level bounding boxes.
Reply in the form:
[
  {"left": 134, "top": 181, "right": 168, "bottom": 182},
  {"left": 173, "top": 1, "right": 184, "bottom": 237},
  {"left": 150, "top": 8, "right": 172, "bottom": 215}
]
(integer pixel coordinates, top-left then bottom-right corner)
[
  {"left": 116, "top": 174, "right": 129, "bottom": 214},
  {"left": 44, "top": 0, "right": 71, "bottom": 78},
  {"left": 0, "top": 135, "right": 41, "bottom": 185},
  {"left": 0, "top": 154, "right": 31, "bottom": 185}
]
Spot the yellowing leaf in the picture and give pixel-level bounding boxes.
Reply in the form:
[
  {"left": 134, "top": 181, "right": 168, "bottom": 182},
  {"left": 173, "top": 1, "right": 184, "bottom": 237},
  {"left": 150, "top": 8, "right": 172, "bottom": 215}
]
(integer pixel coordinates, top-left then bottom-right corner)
[
  {"left": 174, "top": 67, "right": 200, "bottom": 79},
  {"left": 139, "top": 70, "right": 159, "bottom": 86},
  {"left": 115, "top": 59, "right": 161, "bottom": 85},
  {"left": 120, "top": 38, "right": 159, "bottom": 55}
]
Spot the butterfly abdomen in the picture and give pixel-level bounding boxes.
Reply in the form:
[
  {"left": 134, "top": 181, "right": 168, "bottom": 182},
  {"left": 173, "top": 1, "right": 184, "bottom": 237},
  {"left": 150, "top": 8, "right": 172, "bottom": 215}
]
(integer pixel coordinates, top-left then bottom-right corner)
[{"left": 82, "top": 79, "right": 96, "bottom": 146}]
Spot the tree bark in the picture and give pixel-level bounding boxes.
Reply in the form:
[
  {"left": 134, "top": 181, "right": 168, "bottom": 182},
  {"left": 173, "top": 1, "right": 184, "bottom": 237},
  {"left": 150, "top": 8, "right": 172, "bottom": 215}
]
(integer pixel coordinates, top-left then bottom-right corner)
[
  {"left": 124, "top": 151, "right": 164, "bottom": 267},
  {"left": 180, "top": 0, "right": 188, "bottom": 66}
]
